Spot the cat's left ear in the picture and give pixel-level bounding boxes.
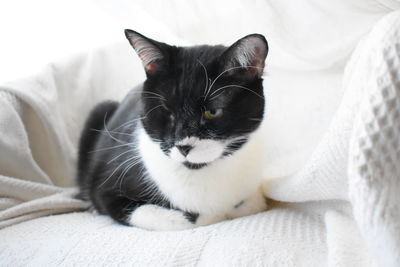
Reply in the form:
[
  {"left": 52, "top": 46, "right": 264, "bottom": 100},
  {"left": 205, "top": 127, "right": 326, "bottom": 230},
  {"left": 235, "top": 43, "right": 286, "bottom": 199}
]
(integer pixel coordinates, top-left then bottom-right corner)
[
  {"left": 221, "top": 34, "right": 268, "bottom": 78},
  {"left": 125, "top": 29, "right": 167, "bottom": 76}
]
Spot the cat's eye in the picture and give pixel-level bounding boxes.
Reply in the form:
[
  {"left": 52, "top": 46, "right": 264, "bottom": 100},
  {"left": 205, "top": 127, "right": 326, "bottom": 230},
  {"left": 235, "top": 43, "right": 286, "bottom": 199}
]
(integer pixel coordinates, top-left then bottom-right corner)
[{"left": 203, "top": 108, "right": 223, "bottom": 119}]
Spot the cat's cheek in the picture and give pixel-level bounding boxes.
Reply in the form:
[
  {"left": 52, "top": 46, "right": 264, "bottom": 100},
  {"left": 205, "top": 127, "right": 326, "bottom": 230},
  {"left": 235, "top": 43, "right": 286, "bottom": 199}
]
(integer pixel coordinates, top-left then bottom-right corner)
[
  {"left": 186, "top": 140, "right": 225, "bottom": 164},
  {"left": 128, "top": 204, "right": 195, "bottom": 231}
]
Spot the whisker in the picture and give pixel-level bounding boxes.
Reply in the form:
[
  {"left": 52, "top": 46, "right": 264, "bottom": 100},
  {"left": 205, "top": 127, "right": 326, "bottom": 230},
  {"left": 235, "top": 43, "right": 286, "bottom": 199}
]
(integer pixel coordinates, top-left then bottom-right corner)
[
  {"left": 143, "top": 104, "right": 164, "bottom": 118},
  {"left": 248, "top": 118, "right": 263, "bottom": 122},
  {"left": 117, "top": 159, "right": 141, "bottom": 192},
  {"left": 88, "top": 143, "right": 134, "bottom": 153},
  {"left": 206, "top": 65, "right": 264, "bottom": 99},
  {"left": 197, "top": 59, "right": 209, "bottom": 96},
  {"left": 142, "top": 91, "right": 166, "bottom": 100},
  {"left": 100, "top": 112, "right": 126, "bottom": 144},
  {"left": 107, "top": 149, "right": 136, "bottom": 164},
  {"left": 209, "top": 84, "right": 264, "bottom": 101},
  {"left": 98, "top": 156, "right": 138, "bottom": 188},
  {"left": 141, "top": 96, "right": 166, "bottom": 101},
  {"left": 112, "top": 116, "right": 145, "bottom": 131},
  {"left": 130, "top": 90, "right": 166, "bottom": 100},
  {"left": 91, "top": 128, "right": 134, "bottom": 137},
  {"left": 113, "top": 104, "right": 163, "bottom": 132}
]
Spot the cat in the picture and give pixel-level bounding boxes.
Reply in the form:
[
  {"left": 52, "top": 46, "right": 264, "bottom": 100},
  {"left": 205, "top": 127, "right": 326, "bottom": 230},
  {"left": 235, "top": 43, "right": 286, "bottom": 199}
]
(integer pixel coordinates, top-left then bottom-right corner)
[{"left": 77, "top": 29, "right": 269, "bottom": 231}]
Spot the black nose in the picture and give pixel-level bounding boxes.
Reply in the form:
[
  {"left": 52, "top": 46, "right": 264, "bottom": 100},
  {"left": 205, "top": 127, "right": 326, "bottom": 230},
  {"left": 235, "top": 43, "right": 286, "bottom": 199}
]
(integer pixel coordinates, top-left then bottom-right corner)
[{"left": 176, "top": 145, "right": 192, "bottom": 157}]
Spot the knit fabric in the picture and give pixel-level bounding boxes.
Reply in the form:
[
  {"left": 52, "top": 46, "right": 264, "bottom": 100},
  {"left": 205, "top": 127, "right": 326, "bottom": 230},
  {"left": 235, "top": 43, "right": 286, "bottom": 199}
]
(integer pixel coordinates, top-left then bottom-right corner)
[
  {"left": 348, "top": 11, "right": 400, "bottom": 267},
  {"left": 0, "top": 202, "right": 332, "bottom": 266},
  {"left": 264, "top": 10, "right": 400, "bottom": 267}
]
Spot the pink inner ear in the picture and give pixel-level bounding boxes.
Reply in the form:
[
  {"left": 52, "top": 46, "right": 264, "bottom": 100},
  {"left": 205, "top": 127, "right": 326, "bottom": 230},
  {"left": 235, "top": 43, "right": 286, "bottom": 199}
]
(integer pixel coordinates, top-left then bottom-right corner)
[
  {"left": 248, "top": 45, "right": 266, "bottom": 76},
  {"left": 248, "top": 59, "right": 265, "bottom": 76},
  {"left": 227, "top": 35, "right": 268, "bottom": 77},
  {"left": 145, "top": 63, "right": 159, "bottom": 74},
  {"left": 249, "top": 51, "right": 265, "bottom": 76}
]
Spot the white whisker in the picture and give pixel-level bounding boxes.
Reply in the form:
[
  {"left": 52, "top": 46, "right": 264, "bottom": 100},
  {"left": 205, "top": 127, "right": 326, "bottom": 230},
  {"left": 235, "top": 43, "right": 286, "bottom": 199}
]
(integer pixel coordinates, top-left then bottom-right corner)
[
  {"left": 248, "top": 118, "right": 263, "bottom": 122},
  {"left": 197, "top": 60, "right": 209, "bottom": 96},
  {"left": 141, "top": 96, "right": 166, "bottom": 101},
  {"left": 205, "top": 65, "right": 264, "bottom": 100},
  {"left": 113, "top": 116, "right": 145, "bottom": 131},
  {"left": 107, "top": 149, "right": 136, "bottom": 164},
  {"left": 103, "top": 113, "right": 127, "bottom": 144},
  {"left": 117, "top": 159, "right": 142, "bottom": 192},
  {"left": 142, "top": 91, "right": 166, "bottom": 100},
  {"left": 209, "top": 84, "right": 264, "bottom": 101},
  {"left": 89, "top": 143, "right": 134, "bottom": 153},
  {"left": 98, "top": 156, "right": 138, "bottom": 188},
  {"left": 91, "top": 128, "right": 133, "bottom": 137}
]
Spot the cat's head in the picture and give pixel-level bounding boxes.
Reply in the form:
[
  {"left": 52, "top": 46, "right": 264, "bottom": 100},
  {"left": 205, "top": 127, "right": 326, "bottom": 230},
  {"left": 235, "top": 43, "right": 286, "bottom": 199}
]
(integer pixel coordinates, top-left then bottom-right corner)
[{"left": 125, "top": 29, "right": 268, "bottom": 170}]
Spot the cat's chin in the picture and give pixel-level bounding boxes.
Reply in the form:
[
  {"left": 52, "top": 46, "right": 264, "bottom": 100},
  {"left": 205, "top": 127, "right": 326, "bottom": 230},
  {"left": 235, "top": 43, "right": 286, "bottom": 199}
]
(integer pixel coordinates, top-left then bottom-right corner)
[{"left": 182, "top": 161, "right": 208, "bottom": 170}]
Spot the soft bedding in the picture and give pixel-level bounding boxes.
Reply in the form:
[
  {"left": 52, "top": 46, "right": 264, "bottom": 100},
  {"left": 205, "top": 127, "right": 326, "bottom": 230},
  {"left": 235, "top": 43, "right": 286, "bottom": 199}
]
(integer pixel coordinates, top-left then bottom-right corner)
[{"left": 1, "top": 1, "right": 400, "bottom": 266}]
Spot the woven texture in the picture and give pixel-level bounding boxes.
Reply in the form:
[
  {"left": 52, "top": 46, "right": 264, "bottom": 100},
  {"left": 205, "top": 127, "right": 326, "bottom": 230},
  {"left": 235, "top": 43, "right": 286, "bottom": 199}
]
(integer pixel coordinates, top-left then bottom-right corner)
[
  {"left": 0, "top": 203, "right": 330, "bottom": 266},
  {"left": 348, "top": 11, "right": 400, "bottom": 267},
  {"left": 263, "top": 10, "right": 400, "bottom": 267}
]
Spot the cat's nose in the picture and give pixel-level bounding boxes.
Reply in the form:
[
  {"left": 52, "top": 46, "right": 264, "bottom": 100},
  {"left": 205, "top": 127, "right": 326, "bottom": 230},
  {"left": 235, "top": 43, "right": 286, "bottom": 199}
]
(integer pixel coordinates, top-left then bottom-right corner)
[{"left": 176, "top": 145, "right": 192, "bottom": 157}]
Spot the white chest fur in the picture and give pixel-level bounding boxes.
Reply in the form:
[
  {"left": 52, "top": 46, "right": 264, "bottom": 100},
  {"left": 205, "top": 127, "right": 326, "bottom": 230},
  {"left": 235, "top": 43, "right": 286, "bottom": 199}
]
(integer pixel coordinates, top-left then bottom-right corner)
[{"left": 137, "top": 127, "right": 265, "bottom": 216}]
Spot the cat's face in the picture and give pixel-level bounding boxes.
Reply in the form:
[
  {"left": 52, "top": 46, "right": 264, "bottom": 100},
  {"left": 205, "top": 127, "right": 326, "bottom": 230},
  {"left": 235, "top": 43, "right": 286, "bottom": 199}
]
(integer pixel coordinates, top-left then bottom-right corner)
[{"left": 125, "top": 30, "right": 268, "bottom": 169}]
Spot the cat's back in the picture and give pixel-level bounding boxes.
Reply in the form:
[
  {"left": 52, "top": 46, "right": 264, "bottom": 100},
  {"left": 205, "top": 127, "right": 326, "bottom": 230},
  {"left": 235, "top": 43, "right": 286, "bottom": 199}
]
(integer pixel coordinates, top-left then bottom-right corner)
[{"left": 77, "top": 85, "right": 143, "bottom": 196}]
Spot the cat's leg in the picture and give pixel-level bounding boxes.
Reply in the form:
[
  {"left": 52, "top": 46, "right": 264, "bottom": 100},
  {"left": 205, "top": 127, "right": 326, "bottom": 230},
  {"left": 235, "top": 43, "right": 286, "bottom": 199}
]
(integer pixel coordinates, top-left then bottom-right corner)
[
  {"left": 225, "top": 187, "right": 268, "bottom": 219},
  {"left": 129, "top": 204, "right": 196, "bottom": 231},
  {"left": 93, "top": 192, "right": 139, "bottom": 226},
  {"left": 98, "top": 191, "right": 226, "bottom": 230},
  {"left": 191, "top": 191, "right": 267, "bottom": 226},
  {"left": 93, "top": 191, "right": 193, "bottom": 230}
]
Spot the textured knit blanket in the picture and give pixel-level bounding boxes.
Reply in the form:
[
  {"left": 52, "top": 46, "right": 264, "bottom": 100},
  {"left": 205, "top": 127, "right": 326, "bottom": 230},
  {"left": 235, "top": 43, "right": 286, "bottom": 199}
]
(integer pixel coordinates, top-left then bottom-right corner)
[
  {"left": 0, "top": 10, "right": 399, "bottom": 267},
  {"left": 264, "top": 11, "right": 400, "bottom": 266}
]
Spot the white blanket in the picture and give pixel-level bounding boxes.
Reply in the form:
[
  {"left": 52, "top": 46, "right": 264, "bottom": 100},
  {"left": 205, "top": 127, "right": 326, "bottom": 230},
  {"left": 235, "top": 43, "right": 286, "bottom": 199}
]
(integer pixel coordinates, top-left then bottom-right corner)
[
  {"left": 1, "top": 1, "right": 400, "bottom": 266},
  {"left": 264, "top": 10, "right": 400, "bottom": 266},
  {"left": 0, "top": 42, "right": 146, "bottom": 229}
]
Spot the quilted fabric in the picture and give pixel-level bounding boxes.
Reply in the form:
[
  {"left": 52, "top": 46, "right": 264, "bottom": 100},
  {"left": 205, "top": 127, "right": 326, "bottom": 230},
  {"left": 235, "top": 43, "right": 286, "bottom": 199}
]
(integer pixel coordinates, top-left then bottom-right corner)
[
  {"left": 348, "top": 11, "right": 400, "bottom": 267},
  {"left": 264, "top": 10, "right": 400, "bottom": 267}
]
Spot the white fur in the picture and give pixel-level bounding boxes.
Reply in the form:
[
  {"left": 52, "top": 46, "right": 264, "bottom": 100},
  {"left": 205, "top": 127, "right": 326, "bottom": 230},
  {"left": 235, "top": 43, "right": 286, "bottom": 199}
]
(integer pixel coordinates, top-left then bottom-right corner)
[
  {"left": 131, "top": 126, "right": 266, "bottom": 229},
  {"left": 170, "top": 147, "right": 186, "bottom": 162},
  {"left": 235, "top": 38, "right": 257, "bottom": 68},
  {"left": 172, "top": 136, "right": 225, "bottom": 164},
  {"left": 232, "top": 36, "right": 266, "bottom": 77},
  {"left": 129, "top": 204, "right": 193, "bottom": 231}
]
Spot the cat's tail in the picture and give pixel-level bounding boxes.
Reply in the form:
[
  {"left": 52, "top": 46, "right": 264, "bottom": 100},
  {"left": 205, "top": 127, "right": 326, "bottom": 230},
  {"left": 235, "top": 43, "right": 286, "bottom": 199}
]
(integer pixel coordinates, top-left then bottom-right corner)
[{"left": 76, "top": 100, "right": 119, "bottom": 199}]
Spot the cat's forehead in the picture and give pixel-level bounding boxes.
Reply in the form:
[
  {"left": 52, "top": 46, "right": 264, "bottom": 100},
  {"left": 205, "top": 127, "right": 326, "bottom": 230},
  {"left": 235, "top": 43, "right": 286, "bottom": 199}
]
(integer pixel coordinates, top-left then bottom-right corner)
[
  {"left": 155, "top": 46, "right": 227, "bottom": 99},
  {"left": 144, "top": 44, "right": 253, "bottom": 106},
  {"left": 177, "top": 45, "right": 226, "bottom": 66}
]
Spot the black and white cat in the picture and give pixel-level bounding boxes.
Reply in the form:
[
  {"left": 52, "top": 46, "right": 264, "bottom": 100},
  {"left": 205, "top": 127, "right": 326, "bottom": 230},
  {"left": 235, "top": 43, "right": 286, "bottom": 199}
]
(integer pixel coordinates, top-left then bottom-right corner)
[{"left": 77, "top": 30, "right": 269, "bottom": 231}]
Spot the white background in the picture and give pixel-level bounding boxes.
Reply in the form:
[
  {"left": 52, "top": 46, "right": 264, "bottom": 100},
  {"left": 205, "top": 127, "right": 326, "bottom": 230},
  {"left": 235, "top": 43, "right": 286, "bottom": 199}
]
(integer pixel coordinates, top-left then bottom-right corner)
[{"left": 0, "top": 0, "right": 122, "bottom": 84}]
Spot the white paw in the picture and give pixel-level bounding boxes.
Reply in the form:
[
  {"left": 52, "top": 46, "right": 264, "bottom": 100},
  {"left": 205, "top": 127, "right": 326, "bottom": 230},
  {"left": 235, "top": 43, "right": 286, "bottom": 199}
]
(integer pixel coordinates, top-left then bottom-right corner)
[{"left": 129, "top": 204, "right": 195, "bottom": 231}]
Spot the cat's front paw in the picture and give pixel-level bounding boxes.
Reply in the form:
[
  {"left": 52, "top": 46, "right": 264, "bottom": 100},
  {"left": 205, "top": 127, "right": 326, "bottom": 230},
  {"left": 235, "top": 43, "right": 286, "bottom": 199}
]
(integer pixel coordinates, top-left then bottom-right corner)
[{"left": 129, "top": 204, "right": 195, "bottom": 231}]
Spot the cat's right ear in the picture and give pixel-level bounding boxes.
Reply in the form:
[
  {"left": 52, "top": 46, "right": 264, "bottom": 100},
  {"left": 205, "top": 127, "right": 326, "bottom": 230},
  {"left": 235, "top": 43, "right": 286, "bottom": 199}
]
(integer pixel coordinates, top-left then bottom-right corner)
[
  {"left": 220, "top": 34, "right": 268, "bottom": 78},
  {"left": 125, "top": 29, "right": 166, "bottom": 76}
]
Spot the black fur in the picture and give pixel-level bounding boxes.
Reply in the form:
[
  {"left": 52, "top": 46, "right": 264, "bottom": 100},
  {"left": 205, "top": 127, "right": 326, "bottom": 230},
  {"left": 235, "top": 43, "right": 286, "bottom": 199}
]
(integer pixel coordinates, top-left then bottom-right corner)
[
  {"left": 77, "top": 101, "right": 119, "bottom": 191},
  {"left": 77, "top": 30, "right": 268, "bottom": 226},
  {"left": 184, "top": 211, "right": 200, "bottom": 223}
]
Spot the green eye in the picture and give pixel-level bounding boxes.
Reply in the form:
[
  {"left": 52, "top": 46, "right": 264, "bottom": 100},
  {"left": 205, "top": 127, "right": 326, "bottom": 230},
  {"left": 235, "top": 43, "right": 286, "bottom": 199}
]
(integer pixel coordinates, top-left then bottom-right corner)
[{"left": 203, "top": 108, "right": 223, "bottom": 119}]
